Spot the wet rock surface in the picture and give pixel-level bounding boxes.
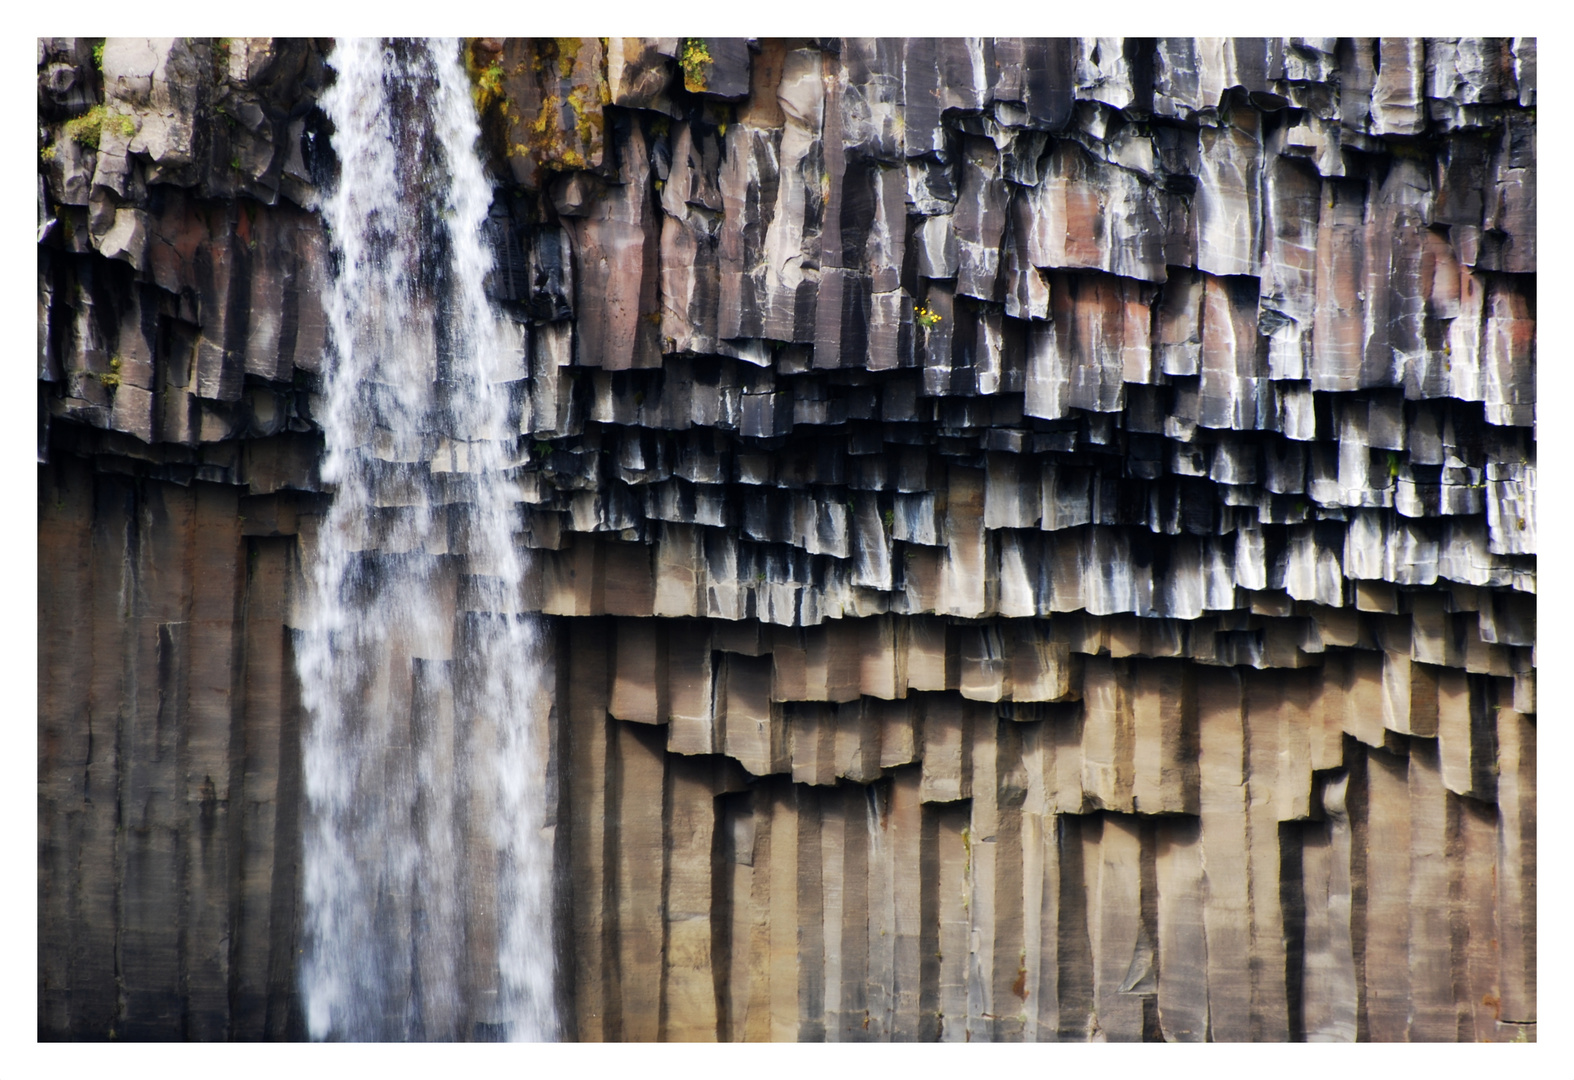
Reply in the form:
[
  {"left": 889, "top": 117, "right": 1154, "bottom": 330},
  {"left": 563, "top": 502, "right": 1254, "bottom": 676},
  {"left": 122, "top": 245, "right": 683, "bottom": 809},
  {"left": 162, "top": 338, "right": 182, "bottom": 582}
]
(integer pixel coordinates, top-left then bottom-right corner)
[{"left": 39, "top": 37, "right": 1533, "bottom": 1042}]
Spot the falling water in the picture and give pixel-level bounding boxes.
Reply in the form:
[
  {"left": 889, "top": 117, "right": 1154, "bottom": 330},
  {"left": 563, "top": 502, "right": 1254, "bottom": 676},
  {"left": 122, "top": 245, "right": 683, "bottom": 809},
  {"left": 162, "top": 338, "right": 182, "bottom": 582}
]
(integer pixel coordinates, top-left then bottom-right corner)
[{"left": 298, "top": 38, "right": 555, "bottom": 1041}]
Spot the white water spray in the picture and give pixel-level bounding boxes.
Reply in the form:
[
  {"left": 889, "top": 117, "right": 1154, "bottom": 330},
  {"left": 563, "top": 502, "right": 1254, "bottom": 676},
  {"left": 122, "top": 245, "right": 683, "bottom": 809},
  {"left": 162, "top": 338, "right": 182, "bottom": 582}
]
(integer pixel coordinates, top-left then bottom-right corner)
[{"left": 299, "top": 37, "right": 555, "bottom": 1041}]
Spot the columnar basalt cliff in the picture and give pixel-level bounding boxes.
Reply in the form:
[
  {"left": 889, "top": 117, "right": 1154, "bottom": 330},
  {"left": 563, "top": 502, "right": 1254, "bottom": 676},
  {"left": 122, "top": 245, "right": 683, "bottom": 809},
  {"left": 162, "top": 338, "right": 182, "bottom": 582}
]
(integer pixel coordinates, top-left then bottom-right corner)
[{"left": 38, "top": 37, "right": 1535, "bottom": 1042}]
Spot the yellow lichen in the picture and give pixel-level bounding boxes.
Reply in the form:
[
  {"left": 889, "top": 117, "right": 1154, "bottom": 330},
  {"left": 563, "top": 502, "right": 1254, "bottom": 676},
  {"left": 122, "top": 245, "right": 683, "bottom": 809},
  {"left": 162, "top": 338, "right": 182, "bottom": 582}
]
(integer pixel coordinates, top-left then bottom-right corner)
[
  {"left": 464, "top": 39, "right": 507, "bottom": 116},
  {"left": 680, "top": 38, "right": 712, "bottom": 94},
  {"left": 574, "top": 85, "right": 606, "bottom": 147},
  {"left": 500, "top": 38, "right": 612, "bottom": 174},
  {"left": 529, "top": 94, "right": 562, "bottom": 141},
  {"left": 475, "top": 63, "right": 504, "bottom": 111},
  {"left": 555, "top": 38, "right": 582, "bottom": 79}
]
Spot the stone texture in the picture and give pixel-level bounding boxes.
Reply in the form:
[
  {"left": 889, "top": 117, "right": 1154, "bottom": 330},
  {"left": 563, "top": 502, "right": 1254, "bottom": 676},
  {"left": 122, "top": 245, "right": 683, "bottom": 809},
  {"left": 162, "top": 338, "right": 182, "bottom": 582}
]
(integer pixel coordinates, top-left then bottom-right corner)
[{"left": 38, "top": 36, "right": 1535, "bottom": 1044}]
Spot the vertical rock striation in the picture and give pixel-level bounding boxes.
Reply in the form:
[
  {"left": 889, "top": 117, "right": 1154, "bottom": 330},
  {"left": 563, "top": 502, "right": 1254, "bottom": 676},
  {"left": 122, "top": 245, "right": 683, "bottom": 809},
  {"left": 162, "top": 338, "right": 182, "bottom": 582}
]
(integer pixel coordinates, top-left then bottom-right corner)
[{"left": 39, "top": 36, "right": 1534, "bottom": 1042}]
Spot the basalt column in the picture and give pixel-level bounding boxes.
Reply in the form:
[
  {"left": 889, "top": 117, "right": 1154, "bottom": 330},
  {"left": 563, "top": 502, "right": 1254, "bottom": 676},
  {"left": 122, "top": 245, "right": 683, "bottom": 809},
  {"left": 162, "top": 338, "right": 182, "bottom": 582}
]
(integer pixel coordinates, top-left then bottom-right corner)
[{"left": 38, "top": 36, "right": 1534, "bottom": 1042}]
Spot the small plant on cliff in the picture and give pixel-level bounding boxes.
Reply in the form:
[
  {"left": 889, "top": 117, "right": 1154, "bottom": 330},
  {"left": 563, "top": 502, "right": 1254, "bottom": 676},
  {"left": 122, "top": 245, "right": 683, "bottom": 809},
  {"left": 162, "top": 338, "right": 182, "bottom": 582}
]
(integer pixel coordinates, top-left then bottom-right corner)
[
  {"left": 97, "top": 357, "right": 122, "bottom": 390},
  {"left": 61, "top": 104, "right": 108, "bottom": 150},
  {"left": 680, "top": 38, "right": 712, "bottom": 93},
  {"left": 209, "top": 39, "right": 234, "bottom": 85},
  {"left": 463, "top": 39, "right": 508, "bottom": 117},
  {"left": 91, "top": 39, "right": 105, "bottom": 71},
  {"left": 915, "top": 304, "right": 942, "bottom": 329},
  {"left": 475, "top": 61, "right": 504, "bottom": 111},
  {"left": 59, "top": 105, "right": 135, "bottom": 153}
]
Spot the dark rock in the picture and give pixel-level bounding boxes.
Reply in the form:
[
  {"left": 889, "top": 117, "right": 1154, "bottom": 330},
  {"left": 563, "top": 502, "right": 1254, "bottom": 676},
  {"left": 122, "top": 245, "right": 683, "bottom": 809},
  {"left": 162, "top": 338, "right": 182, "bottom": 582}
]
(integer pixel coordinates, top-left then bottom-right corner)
[{"left": 37, "top": 36, "right": 1537, "bottom": 1045}]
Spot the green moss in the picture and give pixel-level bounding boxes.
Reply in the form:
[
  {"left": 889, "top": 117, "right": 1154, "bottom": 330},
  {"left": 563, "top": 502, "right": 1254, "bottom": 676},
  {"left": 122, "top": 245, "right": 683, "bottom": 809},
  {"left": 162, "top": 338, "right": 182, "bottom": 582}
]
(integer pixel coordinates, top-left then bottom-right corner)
[
  {"left": 477, "top": 63, "right": 504, "bottom": 105},
  {"left": 61, "top": 106, "right": 136, "bottom": 154},
  {"left": 210, "top": 38, "right": 232, "bottom": 84},
  {"left": 61, "top": 104, "right": 108, "bottom": 150},
  {"left": 680, "top": 38, "right": 712, "bottom": 93},
  {"left": 91, "top": 39, "right": 105, "bottom": 71},
  {"left": 463, "top": 39, "right": 514, "bottom": 130}
]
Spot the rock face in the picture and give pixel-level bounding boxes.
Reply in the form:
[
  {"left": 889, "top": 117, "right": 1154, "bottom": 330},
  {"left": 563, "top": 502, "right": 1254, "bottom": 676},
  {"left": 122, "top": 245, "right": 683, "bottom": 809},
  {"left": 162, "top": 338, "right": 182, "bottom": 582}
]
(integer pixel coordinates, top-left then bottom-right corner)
[{"left": 38, "top": 37, "right": 1535, "bottom": 1042}]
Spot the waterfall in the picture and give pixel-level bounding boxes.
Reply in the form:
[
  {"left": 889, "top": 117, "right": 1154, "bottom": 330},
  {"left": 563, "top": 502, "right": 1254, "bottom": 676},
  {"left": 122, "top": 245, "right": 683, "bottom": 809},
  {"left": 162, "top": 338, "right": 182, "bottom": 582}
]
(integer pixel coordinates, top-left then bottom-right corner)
[{"left": 298, "top": 38, "right": 555, "bottom": 1042}]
